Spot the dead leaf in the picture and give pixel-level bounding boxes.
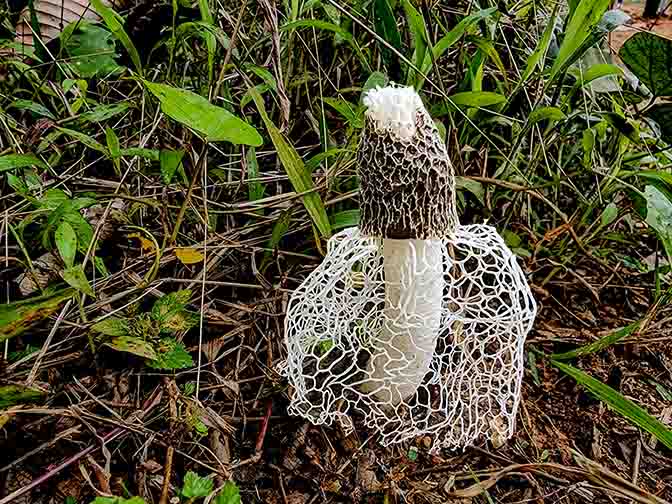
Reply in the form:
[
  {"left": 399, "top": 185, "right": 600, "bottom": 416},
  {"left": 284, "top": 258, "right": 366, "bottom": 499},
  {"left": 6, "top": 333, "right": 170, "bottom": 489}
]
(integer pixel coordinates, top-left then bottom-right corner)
[
  {"left": 129, "top": 233, "right": 155, "bottom": 253},
  {"left": 175, "top": 247, "right": 204, "bottom": 265},
  {"left": 14, "top": 0, "right": 127, "bottom": 53}
]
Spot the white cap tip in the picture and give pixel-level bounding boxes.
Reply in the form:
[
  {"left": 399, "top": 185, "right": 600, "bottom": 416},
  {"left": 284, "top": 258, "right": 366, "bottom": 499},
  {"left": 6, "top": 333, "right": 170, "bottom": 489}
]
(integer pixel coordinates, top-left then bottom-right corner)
[{"left": 362, "top": 85, "right": 423, "bottom": 140}]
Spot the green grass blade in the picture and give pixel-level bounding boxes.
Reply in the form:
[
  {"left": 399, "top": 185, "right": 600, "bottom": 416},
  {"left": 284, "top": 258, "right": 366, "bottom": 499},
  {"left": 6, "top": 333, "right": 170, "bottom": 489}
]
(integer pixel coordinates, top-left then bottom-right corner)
[
  {"left": 249, "top": 88, "right": 332, "bottom": 238},
  {"left": 550, "top": 322, "right": 640, "bottom": 360},
  {"left": 90, "top": 0, "right": 143, "bottom": 76},
  {"left": 552, "top": 360, "right": 672, "bottom": 449},
  {"left": 548, "top": 0, "right": 610, "bottom": 83}
]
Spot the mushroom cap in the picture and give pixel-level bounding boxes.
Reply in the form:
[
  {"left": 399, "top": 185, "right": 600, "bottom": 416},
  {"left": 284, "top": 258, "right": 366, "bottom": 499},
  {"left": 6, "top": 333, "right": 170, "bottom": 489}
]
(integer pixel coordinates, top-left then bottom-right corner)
[{"left": 357, "top": 85, "right": 458, "bottom": 240}]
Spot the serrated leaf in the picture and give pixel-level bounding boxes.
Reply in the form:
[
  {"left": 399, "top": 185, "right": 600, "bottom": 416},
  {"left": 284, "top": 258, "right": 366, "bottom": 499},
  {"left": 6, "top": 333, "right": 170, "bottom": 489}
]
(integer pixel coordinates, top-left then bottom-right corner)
[
  {"left": 105, "top": 336, "right": 158, "bottom": 360},
  {"left": 62, "top": 265, "right": 95, "bottom": 297},
  {"left": 144, "top": 81, "right": 262, "bottom": 146},
  {"left": 215, "top": 481, "right": 241, "bottom": 504},
  {"left": 91, "top": 316, "right": 129, "bottom": 337},
  {"left": 151, "top": 290, "right": 192, "bottom": 322},
  {"left": 55, "top": 221, "right": 77, "bottom": 268},
  {"left": 148, "top": 338, "right": 194, "bottom": 369},
  {"left": 0, "top": 289, "right": 74, "bottom": 342},
  {"left": 0, "top": 384, "right": 47, "bottom": 408},
  {"left": 175, "top": 247, "right": 204, "bottom": 265},
  {"left": 619, "top": 32, "right": 672, "bottom": 97},
  {"left": 0, "top": 154, "right": 46, "bottom": 172},
  {"left": 181, "top": 471, "right": 213, "bottom": 498},
  {"left": 160, "top": 149, "right": 185, "bottom": 184},
  {"left": 552, "top": 360, "right": 672, "bottom": 449}
]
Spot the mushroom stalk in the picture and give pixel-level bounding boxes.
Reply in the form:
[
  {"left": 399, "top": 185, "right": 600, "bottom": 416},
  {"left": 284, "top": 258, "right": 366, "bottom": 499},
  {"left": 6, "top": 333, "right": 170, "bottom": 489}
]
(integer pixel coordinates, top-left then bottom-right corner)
[
  {"left": 365, "top": 238, "right": 444, "bottom": 404},
  {"left": 357, "top": 86, "right": 456, "bottom": 404}
]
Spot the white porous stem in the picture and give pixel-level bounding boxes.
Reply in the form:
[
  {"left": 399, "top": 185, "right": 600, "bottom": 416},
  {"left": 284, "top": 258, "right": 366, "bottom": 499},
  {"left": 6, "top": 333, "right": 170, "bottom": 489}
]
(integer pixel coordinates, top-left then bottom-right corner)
[{"left": 362, "top": 86, "right": 444, "bottom": 404}]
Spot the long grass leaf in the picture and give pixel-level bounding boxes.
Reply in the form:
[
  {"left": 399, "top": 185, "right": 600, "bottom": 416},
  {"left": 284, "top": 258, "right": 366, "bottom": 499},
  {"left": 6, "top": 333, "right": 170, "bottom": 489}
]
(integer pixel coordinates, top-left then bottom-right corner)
[
  {"left": 249, "top": 88, "right": 332, "bottom": 238},
  {"left": 548, "top": 0, "right": 610, "bottom": 83},
  {"left": 90, "top": 0, "right": 143, "bottom": 76},
  {"left": 551, "top": 322, "right": 640, "bottom": 360},
  {"left": 552, "top": 360, "right": 672, "bottom": 449}
]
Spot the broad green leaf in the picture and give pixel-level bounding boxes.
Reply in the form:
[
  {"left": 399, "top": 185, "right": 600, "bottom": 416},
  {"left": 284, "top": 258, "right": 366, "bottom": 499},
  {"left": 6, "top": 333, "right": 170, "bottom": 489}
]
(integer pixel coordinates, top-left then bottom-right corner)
[
  {"left": 0, "top": 154, "right": 46, "bottom": 172},
  {"left": 215, "top": 481, "right": 241, "bottom": 504},
  {"left": 160, "top": 149, "right": 185, "bottom": 184},
  {"left": 120, "top": 148, "right": 160, "bottom": 161},
  {"left": 619, "top": 32, "right": 672, "bottom": 97},
  {"left": 551, "top": 322, "right": 639, "bottom": 360},
  {"left": 646, "top": 104, "right": 672, "bottom": 142},
  {"left": 249, "top": 88, "right": 331, "bottom": 238},
  {"left": 105, "top": 336, "right": 158, "bottom": 360},
  {"left": 181, "top": 471, "right": 214, "bottom": 498},
  {"left": 263, "top": 209, "right": 293, "bottom": 267},
  {"left": 528, "top": 106, "right": 566, "bottom": 126},
  {"left": 144, "top": 81, "right": 262, "bottom": 146},
  {"left": 0, "top": 289, "right": 74, "bottom": 342},
  {"left": 62, "top": 265, "right": 95, "bottom": 297},
  {"left": 91, "top": 317, "right": 129, "bottom": 337},
  {"left": 552, "top": 359, "right": 672, "bottom": 449},
  {"left": 90, "top": 0, "right": 143, "bottom": 75},
  {"left": 55, "top": 221, "right": 77, "bottom": 268},
  {"left": 106, "top": 127, "right": 121, "bottom": 173},
  {"left": 330, "top": 209, "right": 360, "bottom": 230},
  {"left": 549, "top": 0, "right": 611, "bottom": 82},
  {"left": 0, "top": 384, "right": 46, "bottom": 408},
  {"left": 574, "top": 63, "right": 623, "bottom": 86},
  {"left": 148, "top": 338, "right": 194, "bottom": 369},
  {"left": 9, "top": 99, "right": 55, "bottom": 119},
  {"left": 600, "top": 202, "right": 619, "bottom": 228},
  {"left": 645, "top": 185, "right": 672, "bottom": 261},
  {"left": 63, "top": 23, "right": 123, "bottom": 78}
]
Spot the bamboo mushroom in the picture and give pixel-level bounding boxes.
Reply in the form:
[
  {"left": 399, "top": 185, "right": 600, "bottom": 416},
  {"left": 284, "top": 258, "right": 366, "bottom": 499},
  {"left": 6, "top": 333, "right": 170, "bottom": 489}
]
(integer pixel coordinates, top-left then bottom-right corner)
[
  {"left": 282, "top": 85, "right": 537, "bottom": 451},
  {"left": 357, "top": 86, "right": 457, "bottom": 404}
]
